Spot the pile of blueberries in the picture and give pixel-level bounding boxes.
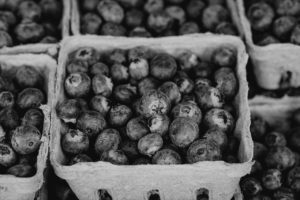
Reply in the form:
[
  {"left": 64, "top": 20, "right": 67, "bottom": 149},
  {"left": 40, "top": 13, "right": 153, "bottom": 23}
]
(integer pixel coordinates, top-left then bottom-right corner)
[
  {"left": 56, "top": 45, "right": 241, "bottom": 166},
  {"left": 79, "top": 0, "right": 238, "bottom": 37},
  {"left": 246, "top": 0, "right": 300, "bottom": 46},
  {"left": 0, "top": 0, "right": 62, "bottom": 48},
  {"left": 240, "top": 109, "right": 300, "bottom": 200},
  {"left": 0, "top": 65, "right": 46, "bottom": 177}
]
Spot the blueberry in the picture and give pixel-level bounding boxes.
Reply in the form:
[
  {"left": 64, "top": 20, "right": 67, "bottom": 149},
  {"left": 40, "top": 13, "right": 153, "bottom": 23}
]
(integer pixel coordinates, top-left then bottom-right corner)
[
  {"left": 187, "top": 138, "right": 221, "bottom": 163},
  {"left": 117, "top": 0, "right": 143, "bottom": 8},
  {"left": 194, "top": 85, "right": 224, "bottom": 111},
  {"left": 192, "top": 61, "right": 213, "bottom": 78},
  {"left": 17, "top": 1, "right": 41, "bottom": 21},
  {"left": 90, "top": 62, "right": 109, "bottom": 76},
  {"left": 100, "top": 22, "right": 126, "bottom": 36},
  {"left": 287, "top": 167, "right": 300, "bottom": 192},
  {"left": 17, "top": 88, "right": 45, "bottom": 110},
  {"left": 152, "top": 148, "right": 182, "bottom": 164},
  {"left": 265, "top": 131, "right": 287, "bottom": 148},
  {"left": 240, "top": 177, "right": 262, "bottom": 197},
  {"left": 147, "top": 114, "right": 169, "bottom": 136},
  {"left": 126, "top": 116, "right": 149, "bottom": 140},
  {"left": 133, "top": 156, "right": 151, "bottom": 165},
  {"left": 15, "top": 66, "right": 42, "bottom": 88},
  {"left": 0, "top": 30, "right": 12, "bottom": 48},
  {"left": 247, "top": 2, "right": 275, "bottom": 32},
  {"left": 92, "top": 74, "right": 113, "bottom": 97},
  {"left": 0, "top": 11, "right": 16, "bottom": 27},
  {"left": 14, "top": 20, "right": 45, "bottom": 44},
  {"left": 214, "top": 67, "right": 238, "bottom": 100},
  {"left": 215, "top": 22, "right": 238, "bottom": 35},
  {"left": 261, "top": 169, "right": 282, "bottom": 190},
  {"left": 165, "top": 6, "right": 186, "bottom": 25},
  {"left": 138, "top": 77, "right": 160, "bottom": 97},
  {"left": 150, "top": 53, "right": 177, "bottom": 80},
  {"left": 125, "top": 9, "right": 144, "bottom": 28},
  {"left": 137, "top": 133, "right": 163, "bottom": 157},
  {"left": 129, "top": 58, "right": 149, "bottom": 81},
  {"left": 66, "top": 60, "right": 89, "bottom": 74},
  {"left": 211, "top": 46, "right": 236, "bottom": 68},
  {"left": 0, "top": 108, "right": 20, "bottom": 130},
  {"left": 147, "top": 11, "right": 173, "bottom": 34},
  {"left": 171, "top": 101, "right": 202, "bottom": 124},
  {"left": 275, "top": 0, "right": 300, "bottom": 16},
  {"left": 202, "top": 5, "right": 229, "bottom": 31},
  {"left": 0, "top": 143, "right": 17, "bottom": 167},
  {"left": 177, "top": 50, "right": 200, "bottom": 72},
  {"left": 128, "top": 46, "right": 154, "bottom": 61},
  {"left": 105, "top": 48, "right": 127, "bottom": 64},
  {"left": 129, "top": 27, "right": 152, "bottom": 37},
  {"left": 7, "top": 163, "right": 34, "bottom": 177},
  {"left": 144, "top": 0, "right": 164, "bottom": 14},
  {"left": 95, "top": 128, "right": 121, "bottom": 156},
  {"left": 82, "top": 0, "right": 100, "bottom": 11},
  {"left": 0, "top": 91, "right": 14, "bottom": 108},
  {"left": 169, "top": 117, "right": 199, "bottom": 148},
  {"left": 186, "top": 0, "right": 205, "bottom": 20},
  {"left": 273, "top": 187, "right": 295, "bottom": 200},
  {"left": 69, "top": 154, "right": 93, "bottom": 165},
  {"left": 76, "top": 110, "right": 107, "bottom": 138},
  {"left": 11, "top": 125, "right": 41, "bottom": 155},
  {"left": 61, "top": 129, "right": 89, "bottom": 155},
  {"left": 204, "top": 108, "right": 235, "bottom": 133},
  {"left": 97, "top": 0, "right": 124, "bottom": 24},
  {"left": 253, "top": 142, "right": 268, "bottom": 160},
  {"left": 113, "top": 84, "right": 137, "bottom": 104},
  {"left": 39, "top": 0, "right": 62, "bottom": 20},
  {"left": 81, "top": 12, "right": 103, "bottom": 35},
  {"left": 90, "top": 95, "right": 111, "bottom": 116},
  {"left": 100, "top": 149, "right": 128, "bottom": 165},
  {"left": 139, "top": 90, "right": 171, "bottom": 118},
  {"left": 250, "top": 114, "right": 269, "bottom": 141},
  {"left": 56, "top": 99, "right": 84, "bottom": 123},
  {"left": 273, "top": 16, "right": 297, "bottom": 42},
  {"left": 203, "top": 128, "right": 228, "bottom": 152},
  {"left": 69, "top": 47, "right": 99, "bottom": 69},
  {"left": 264, "top": 146, "right": 295, "bottom": 171},
  {"left": 179, "top": 22, "right": 200, "bottom": 35},
  {"left": 120, "top": 139, "right": 139, "bottom": 161},
  {"left": 108, "top": 104, "right": 132, "bottom": 127},
  {"left": 22, "top": 108, "right": 44, "bottom": 131},
  {"left": 158, "top": 81, "right": 181, "bottom": 105},
  {"left": 291, "top": 24, "right": 300, "bottom": 45},
  {"left": 173, "top": 71, "right": 194, "bottom": 94},
  {"left": 39, "top": 36, "right": 57, "bottom": 43}
]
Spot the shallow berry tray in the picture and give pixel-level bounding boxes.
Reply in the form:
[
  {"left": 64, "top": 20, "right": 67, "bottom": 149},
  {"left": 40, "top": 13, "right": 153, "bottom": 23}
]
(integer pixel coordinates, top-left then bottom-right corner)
[
  {"left": 0, "top": 54, "right": 56, "bottom": 200},
  {"left": 50, "top": 34, "right": 252, "bottom": 200}
]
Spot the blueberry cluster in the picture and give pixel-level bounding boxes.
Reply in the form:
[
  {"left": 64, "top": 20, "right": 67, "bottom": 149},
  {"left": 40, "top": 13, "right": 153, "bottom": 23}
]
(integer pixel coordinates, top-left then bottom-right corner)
[
  {"left": 0, "top": 0, "right": 62, "bottom": 48},
  {"left": 240, "top": 109, "right": 300, "bottom": 200},
  {"left": 56, "top": 45, "right": 240, "bottom": 165},
  {"left": 246, "top": 0, "right": 300, "bottom": 46},
  {"left": 0, "top": 65, "right": 46, "bottom": 177},
  {"left": 79, "top": 0, "right": 238, "bottom": 37}
]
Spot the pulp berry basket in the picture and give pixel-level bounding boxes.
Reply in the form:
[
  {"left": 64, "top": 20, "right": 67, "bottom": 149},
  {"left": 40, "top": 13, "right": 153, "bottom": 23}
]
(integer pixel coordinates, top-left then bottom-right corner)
[
  {"left": 236, "top": 0, "right": 300, "bottom": 90},
  {"left": 50, "top": 34, "right": 253, "bottom": 200},
  {"left": 0, "top": 0, "right": 71, "bottom": 56},
  {"left": 0, "top": 54, "right": 56, "bottom": 200},
  {"left": 71, "top": 0, "right": 244, "bottom": 37},
  {"left": 250, "top": 99, "right": 300, "bottom": 138}
]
